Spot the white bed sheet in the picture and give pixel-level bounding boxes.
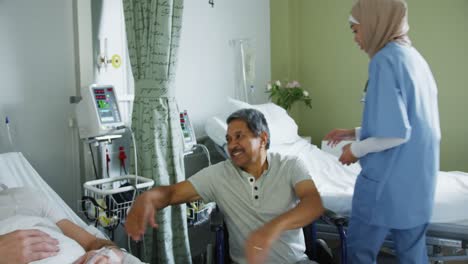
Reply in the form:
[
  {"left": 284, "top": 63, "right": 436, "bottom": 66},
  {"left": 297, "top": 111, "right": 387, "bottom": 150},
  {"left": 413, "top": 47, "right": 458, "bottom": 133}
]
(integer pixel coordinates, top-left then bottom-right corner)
[
  {"left": 0, "top": 152, "right": 95, "bottom": 231},
  {"left": 0, "top": 215, "right": 86, "bottom": 264},
  {"left": 268, "top": 138, "right": 468, "bottom": 225},
  {"left": 0, "top": 152, "right": 146, "bottom": 264}
]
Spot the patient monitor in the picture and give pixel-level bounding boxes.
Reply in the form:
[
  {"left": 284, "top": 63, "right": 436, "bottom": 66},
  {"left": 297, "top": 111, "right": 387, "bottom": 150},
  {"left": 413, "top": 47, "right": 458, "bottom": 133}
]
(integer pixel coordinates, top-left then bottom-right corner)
[
  {"left": 179, "top": 110, "right": 197, "bottom": 152},
  {"left": 76, "top": 84, "right": 124, "bottom": 139}
]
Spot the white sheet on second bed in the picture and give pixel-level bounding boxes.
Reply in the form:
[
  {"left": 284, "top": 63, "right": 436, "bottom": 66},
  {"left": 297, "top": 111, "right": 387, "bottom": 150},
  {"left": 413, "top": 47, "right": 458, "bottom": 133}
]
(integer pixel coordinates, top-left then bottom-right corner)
[{"left": 268, "top": 138, "right": 468, "bottom": 225}]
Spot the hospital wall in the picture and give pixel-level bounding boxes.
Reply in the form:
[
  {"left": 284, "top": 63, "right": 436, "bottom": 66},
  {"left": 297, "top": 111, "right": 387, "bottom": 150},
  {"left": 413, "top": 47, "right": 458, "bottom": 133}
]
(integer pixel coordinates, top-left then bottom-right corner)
[
  {"left": 0, "top": 0, "right": 80, "bottom": 207},
  {"left": 84, "top": 0, "right": 271, "bottom": 138},
  {"left": 271, "top": 0, "right": 468, "bottom": 171},
  {"left": 175, "top": 0, "right": 271, "bottom": 136}
]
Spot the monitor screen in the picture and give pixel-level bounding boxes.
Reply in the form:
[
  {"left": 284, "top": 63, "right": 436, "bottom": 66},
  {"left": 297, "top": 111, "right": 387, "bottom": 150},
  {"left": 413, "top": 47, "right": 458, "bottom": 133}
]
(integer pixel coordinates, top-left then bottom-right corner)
[{"left": 93, "top": 87, "right": 121, "bottom": 124}]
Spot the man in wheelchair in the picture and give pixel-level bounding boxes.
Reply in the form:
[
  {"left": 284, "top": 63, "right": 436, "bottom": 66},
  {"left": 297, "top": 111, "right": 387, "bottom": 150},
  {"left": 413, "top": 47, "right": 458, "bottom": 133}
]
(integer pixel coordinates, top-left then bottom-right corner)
[{"left": 126, "top": 108, "right": 325, "bottom": 264}]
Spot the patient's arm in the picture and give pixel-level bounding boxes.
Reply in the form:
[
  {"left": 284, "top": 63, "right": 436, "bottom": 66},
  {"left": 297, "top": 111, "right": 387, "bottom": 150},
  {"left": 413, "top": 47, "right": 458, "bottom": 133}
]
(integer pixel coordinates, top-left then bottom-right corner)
[
  {"left": 57, "top": 220, "right": 124, "bottom": 263},
  {"left": 57, "top": 219, "right": 116, "bottom": 251},
  {"left": 0, "top": 229, "right": 59, "bottom": 264},
  {"left": 245, "top": 179, "right": 324, "bottom": 264},
  {"left": 125, "top": 180, "right": 201, "bottom": 241}
]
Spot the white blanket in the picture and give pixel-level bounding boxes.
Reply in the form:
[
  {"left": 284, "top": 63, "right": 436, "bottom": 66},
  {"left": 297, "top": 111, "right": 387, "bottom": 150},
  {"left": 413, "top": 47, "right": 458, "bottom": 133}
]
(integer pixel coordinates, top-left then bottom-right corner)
[
  {"left": 0, "top": 152, "right": 145, "bottom": 264},
  {"left": 268, "top": 138, "right": 468, "bottom": 225},
  {"left": 0, "top": 152, "right": 91, "bottom": 229},
  {"left": 0, "top": 215, "right": 85, "bottom": 264}
]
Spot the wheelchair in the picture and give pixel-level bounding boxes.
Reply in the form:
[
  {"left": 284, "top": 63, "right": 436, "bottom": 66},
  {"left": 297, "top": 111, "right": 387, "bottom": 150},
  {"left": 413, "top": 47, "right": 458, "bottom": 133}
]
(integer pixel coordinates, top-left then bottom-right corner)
[{"left": 210, "top": 208, "right": 348, "bottom": 264}]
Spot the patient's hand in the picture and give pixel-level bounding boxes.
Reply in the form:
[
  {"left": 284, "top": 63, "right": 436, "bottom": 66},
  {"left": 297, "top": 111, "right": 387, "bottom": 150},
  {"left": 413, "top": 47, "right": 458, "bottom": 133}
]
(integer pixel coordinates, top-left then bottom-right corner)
[
  {"left": 73, "top": 247, "right": 124, "bottom": 264},
  {"left": 0, "top": 229, "right": 59, "bottom": 264}
]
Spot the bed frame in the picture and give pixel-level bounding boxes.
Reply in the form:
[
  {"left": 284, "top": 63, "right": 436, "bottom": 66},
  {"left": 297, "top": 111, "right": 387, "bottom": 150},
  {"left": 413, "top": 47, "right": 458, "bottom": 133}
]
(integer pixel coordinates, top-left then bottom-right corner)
[{"left": 315, "top": 221, "right": 468, "bottom": 263}]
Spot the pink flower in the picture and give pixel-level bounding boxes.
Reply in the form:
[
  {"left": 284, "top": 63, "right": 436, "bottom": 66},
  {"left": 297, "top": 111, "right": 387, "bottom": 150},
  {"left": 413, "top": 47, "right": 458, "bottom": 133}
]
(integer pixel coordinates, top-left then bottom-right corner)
[{"left": 291, "top": 81, "right": 301, "bottom": 88}]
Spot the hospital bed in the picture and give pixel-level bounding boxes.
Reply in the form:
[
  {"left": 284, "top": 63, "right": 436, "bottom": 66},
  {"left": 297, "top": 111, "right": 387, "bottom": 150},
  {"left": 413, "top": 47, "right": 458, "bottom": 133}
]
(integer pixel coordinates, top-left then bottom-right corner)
[
  {"left": 205, "top": 98, "right": 468, "bottom": 263},
  {"left": 0, "top": 151, "right": 145, "bottom": 264}
]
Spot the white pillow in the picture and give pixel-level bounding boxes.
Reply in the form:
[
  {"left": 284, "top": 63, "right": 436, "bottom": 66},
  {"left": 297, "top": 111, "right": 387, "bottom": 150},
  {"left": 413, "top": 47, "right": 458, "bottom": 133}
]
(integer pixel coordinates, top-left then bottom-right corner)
[
  {"left": 253, "top": 102, "right": 300, "bottom": 144},
  {"left": 204, "top": 98, "right": 300, "bottom": 147},
  {"left": 204, "top": 116, "right": 227, "bottom": 147}
]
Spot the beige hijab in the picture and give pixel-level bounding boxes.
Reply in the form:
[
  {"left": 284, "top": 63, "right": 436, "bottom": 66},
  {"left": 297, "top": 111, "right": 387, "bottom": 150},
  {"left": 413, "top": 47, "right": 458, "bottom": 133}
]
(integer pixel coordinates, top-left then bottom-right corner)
[{"left": 351, "top": 0, "right": 411, "bottom": 58}]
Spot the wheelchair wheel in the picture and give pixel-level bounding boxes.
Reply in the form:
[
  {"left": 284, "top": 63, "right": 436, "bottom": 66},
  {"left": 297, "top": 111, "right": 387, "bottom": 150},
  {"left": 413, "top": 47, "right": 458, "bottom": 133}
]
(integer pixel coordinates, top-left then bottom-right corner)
[{"left": 315, "top": 239, "right": 334, "bottom": 264}]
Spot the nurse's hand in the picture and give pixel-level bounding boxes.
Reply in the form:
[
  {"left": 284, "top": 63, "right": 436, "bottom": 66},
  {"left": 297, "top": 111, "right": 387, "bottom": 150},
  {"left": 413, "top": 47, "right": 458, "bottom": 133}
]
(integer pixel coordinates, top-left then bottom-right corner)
[
  {"left": 125, "top": 192, "right": 158, "bottom": 241},
  {"left": 324, "top": 129, "right": 355, "bottom": 147},
  {"left": 0, "top": 229, "right": 59, "bottom": 264},
  {"left": 339, "top": 143, "right": 358, "bottom": 165}
]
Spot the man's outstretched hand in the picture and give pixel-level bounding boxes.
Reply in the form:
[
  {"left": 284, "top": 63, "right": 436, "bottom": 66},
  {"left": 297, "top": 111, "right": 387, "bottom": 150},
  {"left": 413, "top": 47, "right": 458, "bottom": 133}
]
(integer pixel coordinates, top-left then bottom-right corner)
[{"left": 125, "top": 192, "right": 158, "bottom": 241}]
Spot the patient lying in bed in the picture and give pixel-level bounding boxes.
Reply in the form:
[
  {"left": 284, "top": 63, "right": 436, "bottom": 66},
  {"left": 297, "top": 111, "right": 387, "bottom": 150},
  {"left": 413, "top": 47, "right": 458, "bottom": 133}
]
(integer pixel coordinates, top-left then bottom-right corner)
[{"left": 0, "top": 186, "right": 124, "bottom": 264}]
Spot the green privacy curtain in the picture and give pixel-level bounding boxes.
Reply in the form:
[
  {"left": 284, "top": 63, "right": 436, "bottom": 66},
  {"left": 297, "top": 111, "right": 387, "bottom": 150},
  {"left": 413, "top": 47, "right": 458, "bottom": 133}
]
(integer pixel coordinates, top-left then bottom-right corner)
[{"left": 122, "top": 1, "right": 191, "bottom": 263}]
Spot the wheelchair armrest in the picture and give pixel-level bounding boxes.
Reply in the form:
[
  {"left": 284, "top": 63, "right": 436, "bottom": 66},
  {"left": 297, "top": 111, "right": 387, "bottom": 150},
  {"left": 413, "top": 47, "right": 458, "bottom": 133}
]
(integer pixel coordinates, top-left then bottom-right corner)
[
  {"left": 210, "top": 209, "right": 225, "bottom": 232},
  {"left": 320, "top": 208, "right": 348, "bottom": 227}
]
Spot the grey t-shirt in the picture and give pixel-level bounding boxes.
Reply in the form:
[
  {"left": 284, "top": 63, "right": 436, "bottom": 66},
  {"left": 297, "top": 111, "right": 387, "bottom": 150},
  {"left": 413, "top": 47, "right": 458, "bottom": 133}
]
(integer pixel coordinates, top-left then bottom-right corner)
[{"left": 188, "top": 152, "right": 314, "bottom": 264}]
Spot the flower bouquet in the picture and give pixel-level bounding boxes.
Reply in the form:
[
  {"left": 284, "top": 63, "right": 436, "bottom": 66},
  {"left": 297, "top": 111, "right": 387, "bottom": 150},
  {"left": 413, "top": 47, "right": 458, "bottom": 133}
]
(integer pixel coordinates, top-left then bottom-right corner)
[{"left": 266, "top": 80, "right": 311, "bottom": 111}]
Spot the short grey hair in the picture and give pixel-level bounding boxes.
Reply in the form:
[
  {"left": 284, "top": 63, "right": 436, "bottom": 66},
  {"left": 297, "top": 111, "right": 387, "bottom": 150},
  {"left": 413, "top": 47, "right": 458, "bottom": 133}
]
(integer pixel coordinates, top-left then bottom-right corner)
[{"left": 226, "top": 108, "right": 270, "bottom": 149}]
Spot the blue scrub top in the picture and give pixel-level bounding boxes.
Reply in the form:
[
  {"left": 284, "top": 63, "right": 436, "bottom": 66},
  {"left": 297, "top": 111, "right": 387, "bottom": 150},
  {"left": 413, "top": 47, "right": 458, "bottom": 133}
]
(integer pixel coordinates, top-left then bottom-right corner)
[{"left": 353, "top": 42, "right": 441, "bottom": 229}]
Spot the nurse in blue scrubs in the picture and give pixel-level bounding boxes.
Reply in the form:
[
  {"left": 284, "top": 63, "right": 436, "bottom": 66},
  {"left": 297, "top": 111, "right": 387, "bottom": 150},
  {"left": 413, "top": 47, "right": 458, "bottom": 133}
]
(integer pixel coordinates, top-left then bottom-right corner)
[{"left": 324, "top": 0, "right": 441, "bottom": 263}]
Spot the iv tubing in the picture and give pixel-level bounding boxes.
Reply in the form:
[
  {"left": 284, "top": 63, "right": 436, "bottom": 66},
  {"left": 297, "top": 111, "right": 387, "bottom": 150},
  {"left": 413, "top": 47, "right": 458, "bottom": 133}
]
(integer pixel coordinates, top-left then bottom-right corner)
[
  {"left": 5, "top": 117, "right": 14, "bottom": 149},
  {"left": 6, "top": 124, "right": 13, "bottom": 148}
]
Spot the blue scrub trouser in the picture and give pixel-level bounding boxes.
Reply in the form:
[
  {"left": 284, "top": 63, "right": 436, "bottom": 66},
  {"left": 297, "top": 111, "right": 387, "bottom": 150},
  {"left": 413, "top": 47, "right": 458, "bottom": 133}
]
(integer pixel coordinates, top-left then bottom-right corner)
[{"left": 347, "top": 217, "right": 429, "bottom": 264}]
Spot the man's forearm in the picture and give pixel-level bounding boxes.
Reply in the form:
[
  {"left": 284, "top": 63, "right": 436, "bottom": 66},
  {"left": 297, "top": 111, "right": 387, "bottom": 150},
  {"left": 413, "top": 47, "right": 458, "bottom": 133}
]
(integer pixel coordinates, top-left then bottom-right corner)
[
  {"left": 147, "top": 186, "right": 173, "bottom": 209},
  {"left": 148, "top": 182, "right": 201, "bottom": 209}
]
